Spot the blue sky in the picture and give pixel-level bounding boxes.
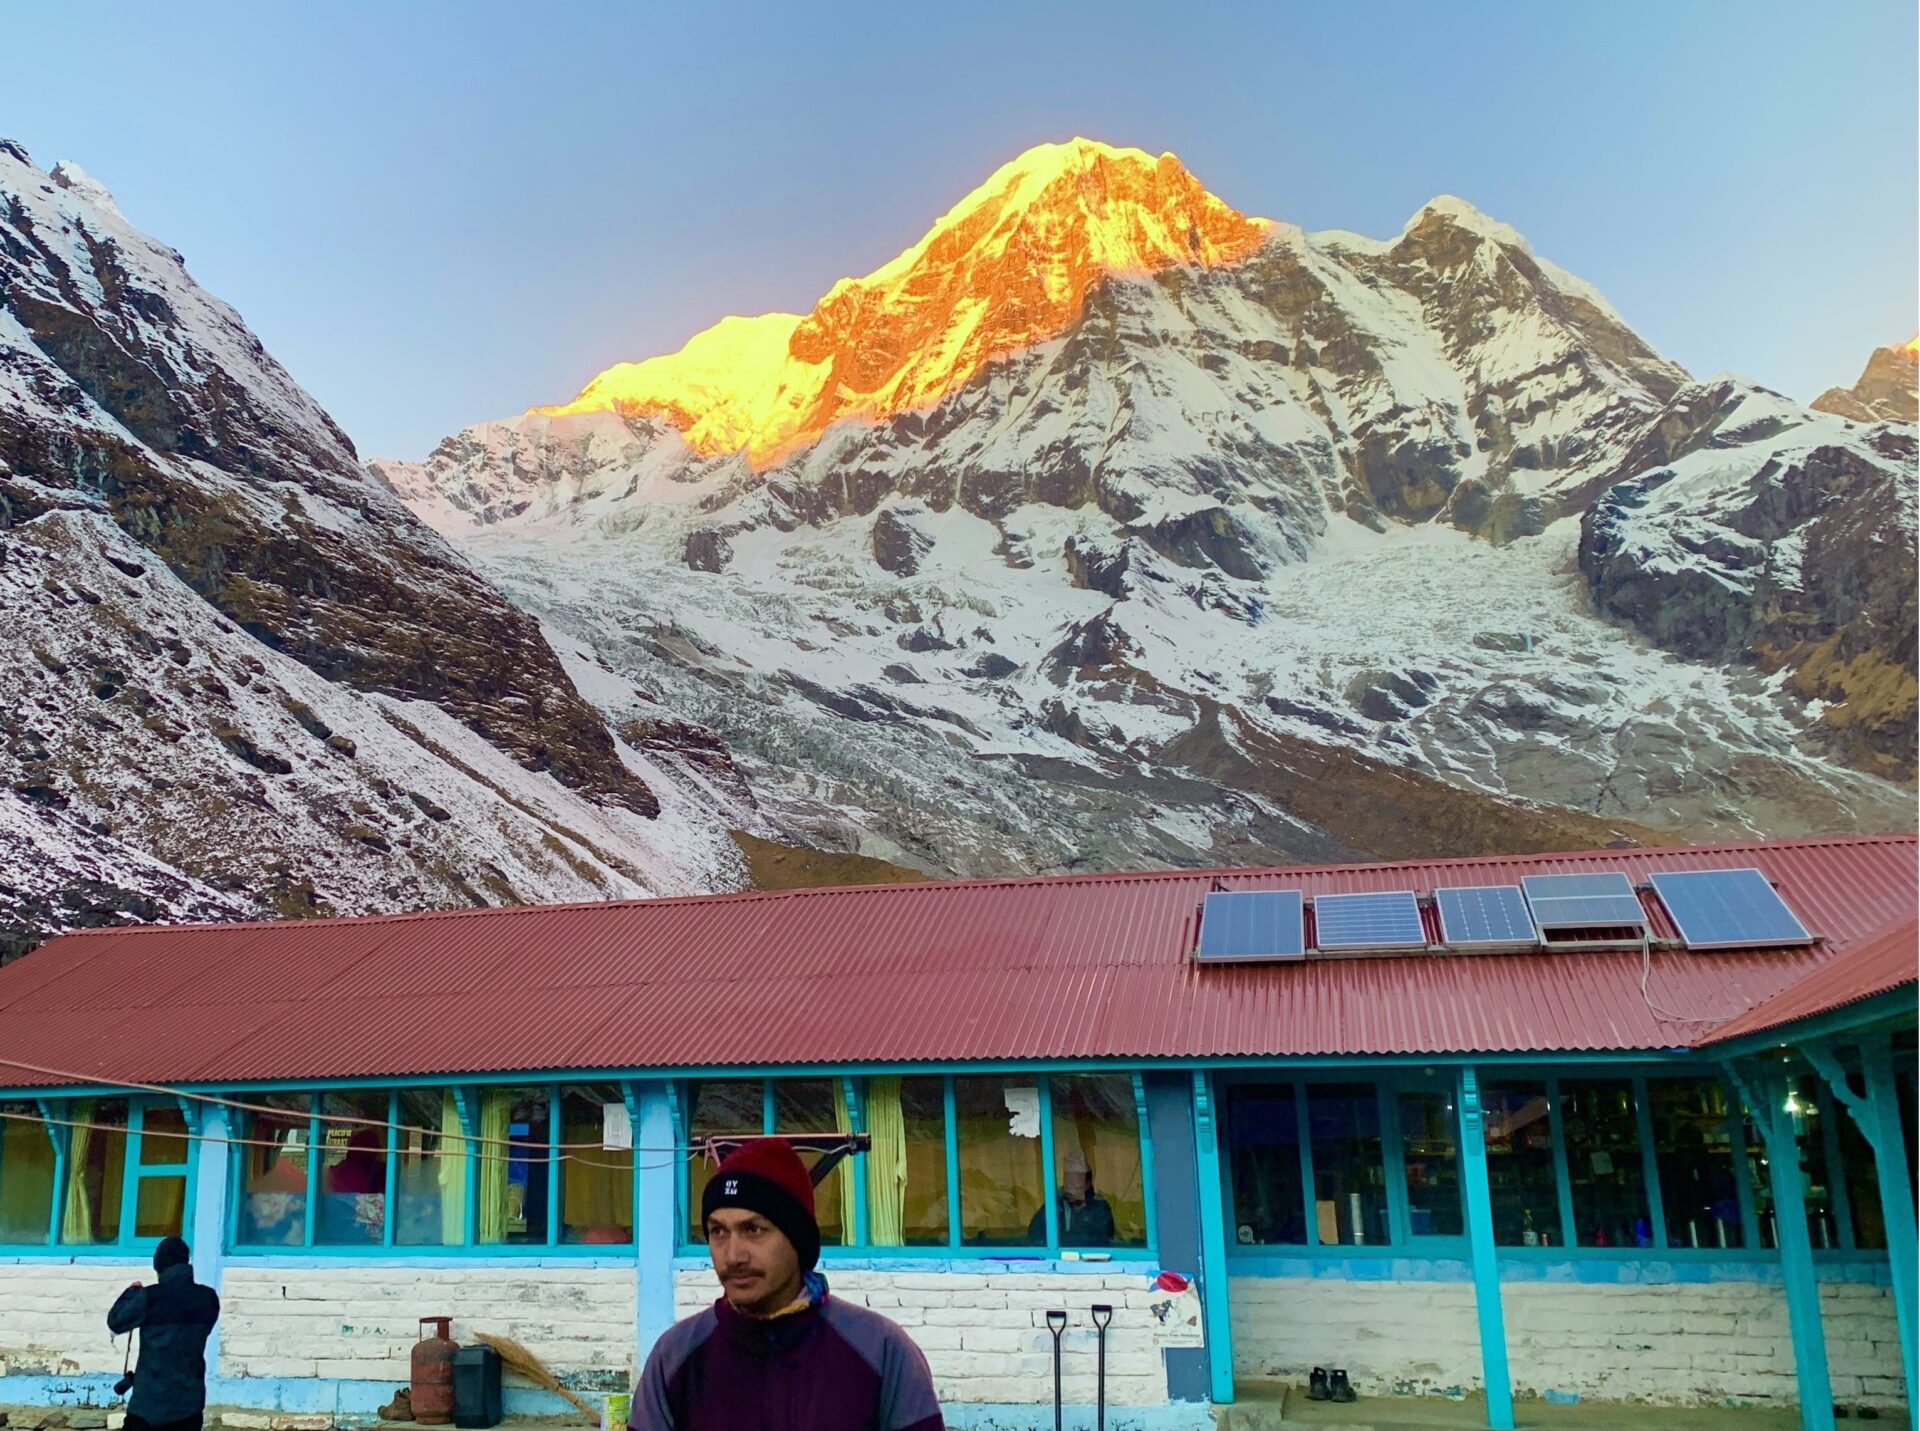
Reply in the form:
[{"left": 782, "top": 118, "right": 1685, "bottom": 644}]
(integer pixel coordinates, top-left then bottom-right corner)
[{"left": 10, "top": 2, "right": 1916, "bottom": 459}]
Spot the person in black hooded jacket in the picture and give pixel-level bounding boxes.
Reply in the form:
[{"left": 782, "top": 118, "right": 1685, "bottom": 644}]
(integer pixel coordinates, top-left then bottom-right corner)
[{"left": 107, "top": 1236, "right": 221, "bottom": 1431}]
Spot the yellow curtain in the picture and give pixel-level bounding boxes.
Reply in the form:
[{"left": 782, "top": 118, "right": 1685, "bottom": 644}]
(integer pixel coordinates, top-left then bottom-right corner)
[
  {"left": 864, "top": 1078, "right": 907, "bottom": 1246},
  {"left": 562, "top": 1098, "right": 632, "bottom": 1233},
  {"left": 477, "top": 1091, "right": 510, "bottom": 1243},
  {"left": 61, "top": 1101, "right": 95, "bottom": 1245},
  {"left": 438, "top": 1091, "right": 468, "bottom": 1245}
]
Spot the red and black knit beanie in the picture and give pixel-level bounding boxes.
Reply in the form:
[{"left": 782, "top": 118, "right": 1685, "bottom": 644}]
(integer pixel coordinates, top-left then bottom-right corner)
[{"left": 702, "top": 1138, "right": 820, "bottom": 1270}]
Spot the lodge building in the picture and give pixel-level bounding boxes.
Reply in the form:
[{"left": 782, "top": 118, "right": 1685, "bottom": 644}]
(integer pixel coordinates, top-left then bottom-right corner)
[{"left": 0, "top": 835, "right": 1914, "bottom": 1431}]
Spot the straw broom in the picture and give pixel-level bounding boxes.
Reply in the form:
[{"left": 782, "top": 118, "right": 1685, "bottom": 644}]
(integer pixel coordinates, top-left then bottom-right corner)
[{"left": 471, "top": 1332, "right": 601, "bottom": 1419}]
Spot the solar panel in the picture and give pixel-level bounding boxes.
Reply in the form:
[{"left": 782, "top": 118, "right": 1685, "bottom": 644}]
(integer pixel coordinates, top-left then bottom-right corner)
[
  {"left": 1196, "top": 890, "right": 1306, "bottom": 962},
  {"left": 1434, "top": 885, "right": 1538, "bottom": 949},
  {"left": 1522, "top": 872, "right": 1647, "bottom": 932},
  {"left": 1314, "top": 891, "right": 1427, "bottom": 952},
  {"left": 1649, "top": 868, "right": 1814, "bottom": 951}
]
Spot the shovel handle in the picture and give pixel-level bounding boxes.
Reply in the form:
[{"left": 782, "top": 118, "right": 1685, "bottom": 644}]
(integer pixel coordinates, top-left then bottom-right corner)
[
  {"left": 1091, "top": 1303, "right": 1113, "bottom": 1329},
  {"left": 1046, "top": 1308, "right": 1068, "bottom": 1335}
]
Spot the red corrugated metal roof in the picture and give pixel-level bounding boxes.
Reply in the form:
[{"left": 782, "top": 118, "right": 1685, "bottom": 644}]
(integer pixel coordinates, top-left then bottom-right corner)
[
  {"left": 1694, "top": 916, "right": 1918, "bottom": 1047},
  {"left": 0, "top": 836, "right": 1913, "bottom": 1090}
]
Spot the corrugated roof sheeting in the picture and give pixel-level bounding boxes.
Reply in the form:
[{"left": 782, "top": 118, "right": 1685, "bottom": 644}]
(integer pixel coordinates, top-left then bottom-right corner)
[
  {"left": 0, "top": 836, "right": 1913, "bottom": 1088},
  {"left": 1695, "top": 917, "right": 1919, "bottom": 1046}
]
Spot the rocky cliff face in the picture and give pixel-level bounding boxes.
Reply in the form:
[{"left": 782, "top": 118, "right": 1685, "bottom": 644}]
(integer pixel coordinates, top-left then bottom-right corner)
[
  {"left": 0, "top": 140, "right": 753, "bottom": 952},
  {"left": 377, "top": 141, "right": 1914, "bottom": 875},
  {"left": 1812, "top": 339, "right": 1919, "bottom": 424}
]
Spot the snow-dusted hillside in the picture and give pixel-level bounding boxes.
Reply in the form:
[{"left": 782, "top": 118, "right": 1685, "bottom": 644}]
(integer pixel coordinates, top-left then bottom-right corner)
[
  {"left": 0, "top": 139, "right": 753, "bottom": 952},
  {"left": 377, "top": 140, "right": 1915, "bottom": 875}
]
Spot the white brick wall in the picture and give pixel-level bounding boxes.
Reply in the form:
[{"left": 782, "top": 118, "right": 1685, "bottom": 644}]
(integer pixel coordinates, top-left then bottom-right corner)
[
  {"left": 673, "top": 1267, "right": 1171, "bottom": 1407},
  {"left": 0, "top": 1260, "right": 148, "bottom": 1376},
  {"left": 219, "top": 1265, "right": 635, "bottom": 1388},
  {"left": 1230, "top": 1274, "right": 1908, "bottom": 1409}
]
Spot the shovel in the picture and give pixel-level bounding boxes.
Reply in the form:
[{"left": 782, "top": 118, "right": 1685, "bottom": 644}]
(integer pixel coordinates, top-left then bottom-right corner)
[
  {"left": 1046, "top": 1309, "right": 1068, "bottom": 1431},
  {"left": 1091, "top": 1304, "right": 1113, "bottom": 1431}
]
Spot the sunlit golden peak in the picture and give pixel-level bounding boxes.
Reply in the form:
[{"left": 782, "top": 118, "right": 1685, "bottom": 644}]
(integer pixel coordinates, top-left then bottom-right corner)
[
  {"left": 1902, "top": 335, "right": 1919, "bottom": 356},
  {"left": 538, "top": 138, "right": 1273, "bottom": 466}
]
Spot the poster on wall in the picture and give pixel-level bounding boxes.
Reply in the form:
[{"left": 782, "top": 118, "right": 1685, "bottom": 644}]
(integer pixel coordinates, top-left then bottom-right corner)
[{"left": 1146, "top": 1270, "right": 1204, "bottom": 1347}]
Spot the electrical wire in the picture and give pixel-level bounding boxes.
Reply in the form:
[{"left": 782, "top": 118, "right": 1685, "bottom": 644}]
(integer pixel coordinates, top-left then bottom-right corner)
[{"left": 1638, "top": 941, "right": 1743, "bottom": 1028}]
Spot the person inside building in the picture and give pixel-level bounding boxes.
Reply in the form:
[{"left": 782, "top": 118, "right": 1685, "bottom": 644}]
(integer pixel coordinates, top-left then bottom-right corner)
[
  {"left": 1027, "top": 1146, "right": 1115, "bottom": 1246},
  {"left": 630, "top": 1138, "right": 943, "bottom": 1431},
  {"left": 106, "top": 1236, "right": 221, "bottom": 1431}
]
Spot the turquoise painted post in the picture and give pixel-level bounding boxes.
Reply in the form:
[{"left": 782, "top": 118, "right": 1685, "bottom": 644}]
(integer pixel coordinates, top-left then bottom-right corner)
[
  {"left": 1861, "top": 1044, "right": 1918, "bottom": 1431},
  {"left": 1132, "top": 1073, "right": 1160, "bottom": 1253},
  {"left": 943, "top": 1076, "right": 961, "bottom": 1251},
  {"left": 843, "top": 1076, "right": 868, "bottom": 1247},
  {"left": 1457, "top": 1067, "right": 1515, "bottom": 1431},
  {"left": 1038, "top": 1075, "right": 1059, "bottom": 1256},
  {"left": 1190, "top": 1071, "right": 1236, "bottom": 1405},
  {"left": 35, "top": 1098, "right": 66, "bottom": 1245},
  {"left": 1545, "top": 1077, "right": 1577, "bottom": 1250},
  {"left": 633, "top": 1081, "right": 678, "bottom": 1362},
  {"left": 1633, "top": 1076, "right": 1667, "bottom": 1251},
  {"left": 193, "top": 1106, "right": 231, "bottom": 1384},
  {"left": 1733, "top": 1065, "right": 1835, "bottom": 1431}
]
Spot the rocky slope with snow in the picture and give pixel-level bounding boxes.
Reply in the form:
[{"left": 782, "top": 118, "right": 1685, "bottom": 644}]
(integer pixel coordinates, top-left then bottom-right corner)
[
  {"left": 375, "top": 140, "right": 1915, "bottom": 877},
  {"left": 1812, "top": 338, "right": 1918, "bottom": 424},
  {"left": 0, "top": 139, "right": 754, "bottom": 954}
]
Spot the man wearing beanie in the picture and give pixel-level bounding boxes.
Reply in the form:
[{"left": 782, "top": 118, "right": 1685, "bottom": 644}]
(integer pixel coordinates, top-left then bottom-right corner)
[
  {"left": 106, "top": 1236, "right": 221, "bottom": 1431},
  {"left": 631, "top": 1138, "right": 943, "bottom": 1430}
]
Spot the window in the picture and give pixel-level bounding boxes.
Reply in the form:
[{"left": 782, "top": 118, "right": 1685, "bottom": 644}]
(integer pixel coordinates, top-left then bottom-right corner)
[
  {"left": 316, "top": 1092, "right": 388, "bottom": 1245},
  {"left": 1836, "top": 1107, "right": 1886, "bottom": 1250},
  {"left": 1306, "top": 1084, "right": 1388, "bottom": 1246},
  {"left": 1649, "top": 1077, "right": 1742, "bottom": 1249},
  {"left": 0, "top": 1102, "right": 56, "bottom": 1244},
  {"left": 560, "top": 1085, "right": 634, "bottom": 1245},
  {"left": 774, "top": 1080, "right": 847, "bottom": 1247},
  {"left": 239, "top": 1094, "right": 311, "bottom": 1245},
  {"left": 954, "top": 1076, "right": 1045, "bottom": 1245},
  {"left": 1050, "top": 1074, "right": 1146, "bottom": 1248},
  {"left": 865, "top": 1076, "right": 947, "bottom": 1246},
  {"left": 1560, "top": 1079, "right": 1651, "bottom": 1248},
  {"left": 687, "top": 1080, "right": 763, "bottom": 1240},
  {"left": 63, "top": 1098, "right": 129, "bottom": 1245},
  {"left": 1398, "top": 1091, "right": 1462, "bottom": 1237},
  {"left": 1483, "top": 1082, "right": 1558, "bottom": 1246},
  {"left": 1225, "top": 1083, "right": 1306, "bottom": 1245},
  {"left": 394, "top": 1088, "right": 465, "bottom": 1246},
  {"left": 1743, "top": 1087, "right": 1841, "bottom": 1251},
  {"left": 133, "top": 1106, "right": 189, "bottom": 1241},
  {"left": 477, "top": 1087, "right": 551, "bottom": 1245}
]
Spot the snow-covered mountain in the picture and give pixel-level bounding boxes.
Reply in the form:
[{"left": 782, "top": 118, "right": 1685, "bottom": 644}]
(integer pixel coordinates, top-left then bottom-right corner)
[
  {"left": 0, "top": 140, "right": 757, "bottom": 954},
  {"left": 375, "top": 139, "right": 1915, "bottom": 877},
  {"left": 1812, "top": 337, "right": 1918, "bottom": 425}
]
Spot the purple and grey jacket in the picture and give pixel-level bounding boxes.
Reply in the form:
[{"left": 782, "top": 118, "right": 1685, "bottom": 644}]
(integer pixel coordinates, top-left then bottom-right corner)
[{"left": 629, "top": 1273, "right": 943, "bottom": 1431}]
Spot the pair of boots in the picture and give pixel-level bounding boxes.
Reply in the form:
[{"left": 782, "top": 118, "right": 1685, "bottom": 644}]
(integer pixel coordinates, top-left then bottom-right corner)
[{"left": 1308, "top": 1367, "right": 1355, "bottom": 1403}]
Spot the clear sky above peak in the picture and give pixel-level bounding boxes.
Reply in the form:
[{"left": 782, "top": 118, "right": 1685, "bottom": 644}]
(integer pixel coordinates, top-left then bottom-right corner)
[{"left": 8, "top": 1, "right": 1915, "bottom": 460}]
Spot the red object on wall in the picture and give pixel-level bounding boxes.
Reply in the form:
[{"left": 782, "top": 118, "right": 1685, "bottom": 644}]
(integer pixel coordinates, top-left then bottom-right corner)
[{"left": 412, "top": 1317, "right": 458, "bottom": 1426}]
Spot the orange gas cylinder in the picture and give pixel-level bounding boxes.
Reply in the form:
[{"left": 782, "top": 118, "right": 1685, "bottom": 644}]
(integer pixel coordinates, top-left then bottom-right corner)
[{"left": 411, "top": 1316, "right": 458, "bottom": 1425}]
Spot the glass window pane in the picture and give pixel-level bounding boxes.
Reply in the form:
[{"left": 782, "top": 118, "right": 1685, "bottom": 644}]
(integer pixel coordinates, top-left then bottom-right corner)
[
  {"left": 561, "top": 1085, "right": 633, "bottom": 1245},
  {"left": 0, "top": 1103, "right": 56, "bottom": 1244},
  {"left": 1050, "top": 1074, "right": 1145, "bottom": 1248},
  {"left": 1650, "top": 1078, "right": 1742, "bottom": 1249},
  {"left": 866, "top": 1076, "right": 947, "bottom": 1247},
  {"left": 1399, "top": 1092, "right": 1462, "bottom": 1237},
  {"left": 1225, "top": 1083, "right": 1305, "bottom": 1245},
  {"left": 687, "top": 1081, "right": 763, "bottom": 1241},
  {"left": 1746, "top": 1087, "right": 1840, "bottom": 1251},
  {"left": 134, "top": 1177, "right": 186, "bottom": 1239},
  {"left": 138, "top": 1107, "right": 189, "bottom": 1167},
  {"left": 239, "top": 1095, "right": 310, "bottom": 1245},
  {"left": 1561, "top": 1079, "right": 1652, "bottom": 1248},
  {"left": 774, "top": 1079, "right": 846, "bottom": 1247},
  {"left": 1306, "top": 1084, "right": 1388, "bottom": 1246},
  {"left": 61, "top": 1098, "right": 128, "bottom": 1246},
  {"left": 1484, "top": 1082, "right": 1559, "bottom": 1246},
  {"left": 317, "top": 1092, "right": 388, "bottom": 1245},
  {"left": 478, "top": 1087, "right": 551, "bottom": 1245},
  {"left": 954, "top": 1076, "right": 1044, "bottom": 1245},
  {"left": 1837, "top": 1104, "right": 1886, "bottom": 1250},
  {"left": 395, "top": 1088, "right": 466, "bottom": 1246}
]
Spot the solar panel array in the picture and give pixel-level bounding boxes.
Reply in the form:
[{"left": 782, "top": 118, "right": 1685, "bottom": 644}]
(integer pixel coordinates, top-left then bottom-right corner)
[
  {"left": 1195, "top": 890, "right": 1306, "bottom": 962},
  {"left": 1434, "top": 885, "right": 1538, "bottom": 949},
  {"left": 1521, "top": 872, "right": 1647, "bottom": 934},
  {"left": 1649, "top": 868, "right": 1814, "bottom": 950},
  {"left": 1314, "top": 891, "right": 1427, "bottom": 951},
  {"left": 1192, "top": 867, "right": 1812, "bottom": 962}
]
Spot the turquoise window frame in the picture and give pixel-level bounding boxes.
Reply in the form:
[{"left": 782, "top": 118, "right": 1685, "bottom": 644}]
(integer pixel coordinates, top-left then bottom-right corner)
[
  {"left": 1219, "top": 1062, "right": 1894, "bottom": 1266},
  {"left": 225, "top": 1080, "right": 642, "bottom": 1256},
  {"left": 0, "top": 1095, "right": 197, "bottom": 1255},
  {"left": 676, "top": 1071, "right": 1159, "bottom": 1260}
]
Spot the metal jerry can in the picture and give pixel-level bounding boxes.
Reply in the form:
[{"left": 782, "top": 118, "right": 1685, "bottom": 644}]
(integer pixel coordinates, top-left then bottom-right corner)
[{"left": 411, "top": 1316, "right": 459, "bottom": 1425}]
